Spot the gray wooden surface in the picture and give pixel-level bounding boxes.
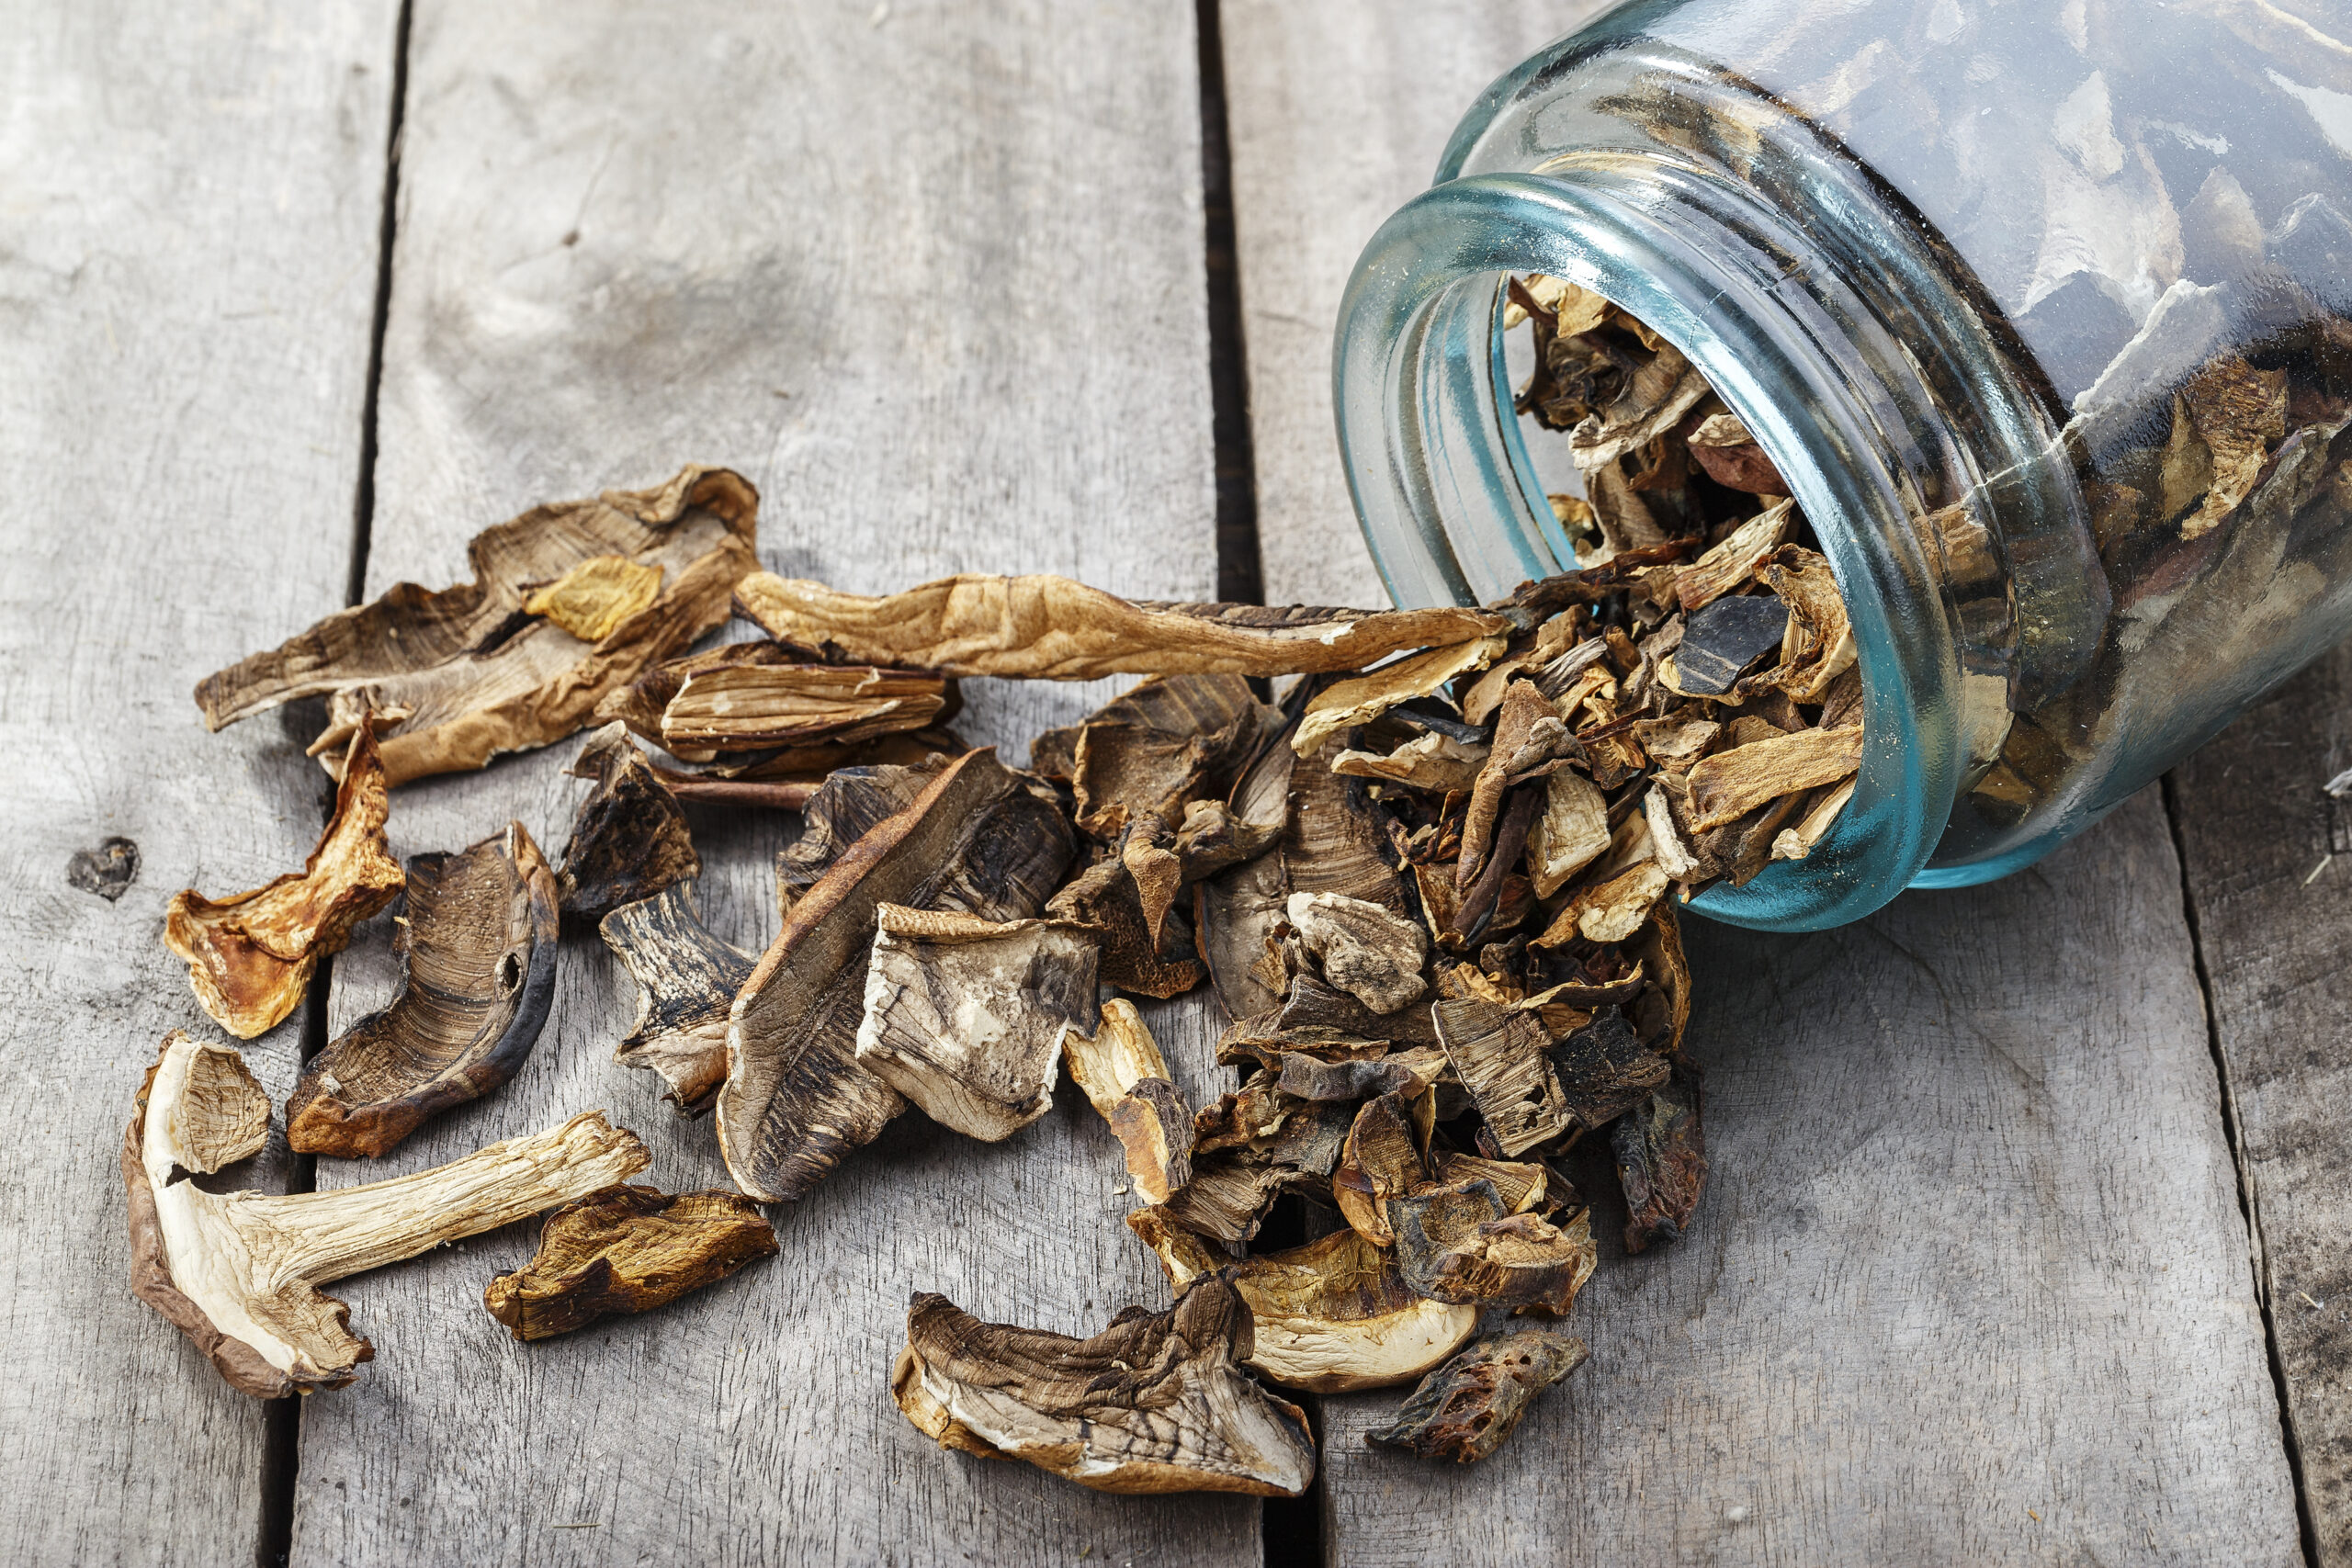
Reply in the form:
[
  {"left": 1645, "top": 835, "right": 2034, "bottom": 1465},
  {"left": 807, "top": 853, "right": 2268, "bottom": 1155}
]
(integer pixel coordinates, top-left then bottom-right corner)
[{"left": 0, "top": 0, "right": 399, "bottom": 1562}]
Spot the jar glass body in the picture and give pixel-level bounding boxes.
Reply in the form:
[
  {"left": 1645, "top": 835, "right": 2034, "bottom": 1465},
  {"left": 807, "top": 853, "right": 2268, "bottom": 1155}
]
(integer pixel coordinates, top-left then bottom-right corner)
[{"left": 1337, "top": 0, "right": 2352, "bottom": 930}]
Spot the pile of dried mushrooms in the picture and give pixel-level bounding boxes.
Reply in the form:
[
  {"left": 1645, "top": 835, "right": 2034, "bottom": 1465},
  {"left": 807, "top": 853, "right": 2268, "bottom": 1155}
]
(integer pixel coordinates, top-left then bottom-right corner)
[{"left": 136, "top": 355, "right": 1854, "bottom": 1493}]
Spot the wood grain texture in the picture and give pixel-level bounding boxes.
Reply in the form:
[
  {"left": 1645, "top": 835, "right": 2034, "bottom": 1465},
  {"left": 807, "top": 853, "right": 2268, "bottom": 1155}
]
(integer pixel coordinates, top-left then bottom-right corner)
[
  {"left": 0, "top": 0, "right": 399, "bottom": 1560},
  {"left": 291, "top": 0, "right": 1248, "bottom": 1562},
  {"left": 2172, "top": 642, "right": 2352, "bottom": 1563},
  {"left": 1317, "top": 793, "right": 2299, "bottom": 1563},
  {"left": 1218, "top": 0, "right": 1614, "bottom": 609}
]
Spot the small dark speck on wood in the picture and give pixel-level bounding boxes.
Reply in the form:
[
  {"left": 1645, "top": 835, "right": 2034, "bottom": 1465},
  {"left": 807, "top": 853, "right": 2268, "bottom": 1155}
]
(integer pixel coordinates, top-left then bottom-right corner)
[{"left": 67, "top": 837, "right": 139, "bottom": 900}]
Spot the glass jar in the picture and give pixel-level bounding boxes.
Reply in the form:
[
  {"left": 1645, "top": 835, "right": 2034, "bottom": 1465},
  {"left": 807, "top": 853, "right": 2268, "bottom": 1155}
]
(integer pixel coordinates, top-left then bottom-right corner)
[{"left": 1336, "top": 0, "right": 2352, "bottom": 930}]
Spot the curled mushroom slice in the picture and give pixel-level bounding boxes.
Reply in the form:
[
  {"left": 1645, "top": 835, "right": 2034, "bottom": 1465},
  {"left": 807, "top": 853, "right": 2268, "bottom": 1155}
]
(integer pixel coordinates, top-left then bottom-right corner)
[
  {"left": 1129, "top": 1211, "right": 1476, "bottom": 1393},
  {"left": 483, "top": 1185, "right": 777, "bottom": 1341},
  {"left": 196, "top": 466, "right": 759, "bottom": 785},
  {"left": 1331, "top": 1089, "right": 1431, "bottom": 1247},
  {"left": 556, "top": 725, "right": 699, "bottom": 929},
  {"left": 1064, "top": 675, "right": 1274, "bottom": 840},
  {"left": 735, "top": 570, "right": 1501, "bottom": 680},
  {"left": 773, "top": 759, "right": 950, "bottom": 909},
  {"left": 721, "top": 750, "right": 1075, "bottom": 1202},
  {"left": 1064, "top": 1001, "right": 1194, "bottom": 1201},
  {"left": 1292, "top": 636, "right": 1509, "bottom": 757},
  {"left": 286, "top": 823, "right": 558, "bottom": 1158},
  {"left": 1046, "top": 855, "right": 1204, "bottom": 999},
  {"left": 125, "top": 1031, "right": 648, "bottom": 1396},
  {"left": 600, "top": 882, "right": 753, "bottom": 1116},
  {"left": 164, "top": 726, "right": 404, "bottom": 1040},
  {"left": 1156, "top": 1086, "right": 1351, "bottom": 1244},
  {"left": 1365, "top": 1324, "right": 1589, "bottom": 1463},
  {"left": 854, "top": 906, "right": 1099, "bottom": 1142},
  {"left": 1063, "top": 998, "right": 1170, "bottom": 1114},
  {"left": 1197, "top": 731, "right": 1298, "bottom": 1020},
  {"left": 891, "top": 1276, "right": 1317, "bottom": 1496}
]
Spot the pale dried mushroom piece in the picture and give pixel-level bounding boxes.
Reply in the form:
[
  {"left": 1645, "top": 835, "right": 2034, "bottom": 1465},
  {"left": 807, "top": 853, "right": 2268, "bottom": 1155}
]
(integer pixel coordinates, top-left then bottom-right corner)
[
  {"left": 196, "top": 466, "right": 760, "bottom": 785},
  {"left": 556, "top": 724, "right": 699, "bottom": 929},
  {"left": 164, "top": 725, "right": 405, "bottom": 1040},
  {"left": 735, "top": 570, "right": 1502, "bottom": 680},
  {"left": 1063, "top": 998, "right": 1171, "bottom": 1115},
  {"left": 600, "top": 882, "right": 754, "bottom": 1116},
  {"left": 286, "top": 822, "right": 559, "bottom": 1159},
  {"left": 592, "top": 639, "right": 801, "bottom": 752},
  {"left": 661, "top": 662, "right": 950, "bottom": 758},
  {"left": 853, "top": 905, "right": 1099, "bottom": 1142},
  {"left": 1685, "top": 723, "right": 1863, "bottom": 830},
  {"left": 1771, "top": 777, "right": 1858, "bottom": 863},
  {"left": 1457, "top": 681, "right": 1570, "bottom": 887},
  {"left": 1129, "top": 1211, "right": 1476, "bottom": 1393},
  {"left": 483, "top": 1184, "right": 776, "bottom": 1341},
  {"left": 1331, "top": 731, "right": 1489, "bottom": 794},
  {"left": 1284, "top": 892, "right": 1428, "bottom": 1016},
  {"left": 1292, "top": 637, "right": 1509, "bottom": 756},
  {"left": 890, "top": 1277, "right": 1317, "bottom": 1496},
  {"left": 1108, "top": 1079, "right": 1195, "bottom": 1205},
  {"left": 1741, "top": 547, "right": 1856, "bottom": 703},
  {"left": 1524, "top": 769, "right": 1611, "bottom": 898},
  {"left": 1365, "top": 1324, "right": 1589, "bottom": 1463},
  {"left": 721, "top": 750, "right": 1075, "bottom": 1202},
  {"left": 125, "top": 1030, "right": 648, "bottom": 1396},
  {"left": 1431, "top": 996, "right": 1570, "bottom": 1156},
  {"left": 2165, "top": 355, "right": 2289, "bottom": 539}
]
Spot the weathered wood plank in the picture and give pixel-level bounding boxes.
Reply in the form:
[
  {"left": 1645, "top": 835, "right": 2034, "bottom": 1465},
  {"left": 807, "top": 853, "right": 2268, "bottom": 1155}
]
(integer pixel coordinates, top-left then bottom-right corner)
[
  {"left": 2172, "top": 643, "right": 2352, "bottom": 1563},
  {"left": 290, "top": 1, "right": 1246, "bottom": 1562},
  {"left": 1221, "top": 4, "right": 2301, "bottom": 1560},
  {"left": 0, "top": 0, "right": 399, "bottom": 1561}
]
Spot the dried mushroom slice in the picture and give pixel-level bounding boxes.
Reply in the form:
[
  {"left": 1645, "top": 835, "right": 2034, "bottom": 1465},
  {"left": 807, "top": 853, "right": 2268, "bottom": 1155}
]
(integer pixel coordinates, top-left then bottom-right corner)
[
  {"left": 774, "top": 759, "right": 949, "bottom": 905},
  {"left": 1063, "top": 998, "right": 1170, "bottom": 1115},
  {"left": 1292, "top": 637, "right": 1508, "bottom": 756},
  {"left": 1107, "top": 1079, "right": 1195, "bottom": 1204},
  {"left": 483, "top": 1184, "right": 776, "bottom": 1341},
  {"left": 721, "top": 750, "right": 1075, "bottom": 1203},
  {"left": 1332, "top": 731, "right": 1489, "bottom": 794},
  {"left": 1197, "top": 733, "right": 1298, "bottom": 1019},
  {"left": 735, "top": 569, "right": 1502, "bottom": 679},
  {"left": 165, "top": 726, "right": 405, "bottom": 1040},
  {"left": 1408, "top": 1208, "right": 1597, "bottom": 1317},
  {"left": 1615, "top": 1066, "right": 1707, "bottom": 1254},
  {"left": 1457, "top": 682, "right": 1571, "bottom": 887},
  {"left": 1547, "top": 1006, "right": 1670, "bottom": 1133},
  {"left": 1741, "top": 547, "right": 1855, "bottom": 703},
  {"left": 1287, "top": 733, "right": 1409, "bottom": 913},
  {"left": 1685, "top": 412, "right": 1789, "bottom": 496},
  {"left": 126, "top": 1031, "right": 647, "bottom": 1396},
  {"left": 1429, "top": 1153, "right": 1552, "bottom": 1214},
  {"left": 1365, "top": 1324, "right": 1589, "bottom": 1463},
  {"left": 1532, "top": 861, "right": 1672, "bottom": 947},
  {"left": 1285, "top": 892, "right": 1428, "bottom": 1015},
  {"left": 1685, "top": 723, "right": 1862, "bottom": 830},
  {"left": 661, "top": 662, "right": 949, "bottom": 758},
  {"left": 600, "top": 882, "right": 754, "bottom": 1116},
  {"left": 854, "top": 906, "right": 1099, "bottom": 1142},
  {"left": 287, "top": 823, "right": 559, "bottom": 1158},
  {"left": 1331, "top": 1090, "right": 1431, "bottom": 1247},
  {"left": 196, "top": 466, "right": 760, "bottom": 785},
  {"left": 891, "top": 1277, "right": 1317, "bottom": 1496},
  {"left": 1046, "top": 855, "right": 1204, "bottom": 999},
  {"left": 1159, "top": 1090, "right": 1351, "bottom": 1244},
  {"left": 1130, "top": 1212, "right": 1476, "bottom": 1393},
  {"left": 556, "top": 724, "right": 699, "bottom": 929},
  {"left": 2164, "top": 355, "right": 2289, "bottom": 539},
  {"left": 594, "top": 639, "right": 802, "bottom": 751},
  {"left": 1066, "top": 674, "right": 1272, "bottom": 840},
  {"left": 1525, "top": 769, "right": 1611, "bottom": 898},
  {"left": 1431, "top": 996, "right": 1570, "bottom": 1156}
]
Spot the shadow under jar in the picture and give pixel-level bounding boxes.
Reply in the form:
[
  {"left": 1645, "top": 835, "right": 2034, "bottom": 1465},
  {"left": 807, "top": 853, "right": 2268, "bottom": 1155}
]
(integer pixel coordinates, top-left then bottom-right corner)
[{"left": 1337, "top": 0, "right": 2352, "bottom": 931}]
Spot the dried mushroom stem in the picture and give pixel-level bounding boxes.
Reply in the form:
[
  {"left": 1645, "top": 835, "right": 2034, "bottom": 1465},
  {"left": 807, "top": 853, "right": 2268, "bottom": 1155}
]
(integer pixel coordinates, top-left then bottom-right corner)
[{"left": 484, "top": 1185, "right": 776, "bottom": 1341}]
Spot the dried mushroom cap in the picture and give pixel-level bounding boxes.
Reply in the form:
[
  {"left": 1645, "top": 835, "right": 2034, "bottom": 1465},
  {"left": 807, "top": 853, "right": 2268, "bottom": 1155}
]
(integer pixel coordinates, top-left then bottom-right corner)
[
  {"left": 891, "top": 1276, "right": 1317, "bottom": 1496},
  {"left": 195, "top": 466, "right": 759, "bottom": 785},
  {"left": 1063, "top": 998, "right": 1171, "bottom": 1116},
  {"left": 734, "top": 570, "right": 1502, "bottom": 680},
  {"left": 661, "top": 662, "right": 949, "bottom": 758},
  {"left": 1292, "top": 636, "right": 1509, "bottom": 756},
  {"left": 1130, "top": 1212, "right": 1476, "bottom": 1393},
  {"left": 1365, "top": 1324, "right": 1589, "bottom": 1463},
  {"left": 286, "top": 824, "right": 558, "bottom": 1158},
  {"left": 853, "top": 905, "right": 1100, "bottom": 1142},
  {"left": 774, "top": 759, "right": 949, "bottom": 901},
  {"left": 483, "top": 1184, "right": 776, "bottom": 1341},
  {"left": 556, "top": 724, "right": 699, "bottom": 928},
  {"left": 1285, "top": 892, "right": 1428, "bottom": 1015},
  {"left": 164, "top": 726, "right": 404, "bottom": 1040},
  {"left": 1615, "top": 1066, "right": 1707, "bottom": 1254},
  {"left": 126, "top": 1031, "right": 647, "bottom": 1396},
  {"left": 721, "top": 750, "right": 1074, "bottom": 1202},
  {"left": 601, "top": 882, "right": 754, "bottom": 1116}
]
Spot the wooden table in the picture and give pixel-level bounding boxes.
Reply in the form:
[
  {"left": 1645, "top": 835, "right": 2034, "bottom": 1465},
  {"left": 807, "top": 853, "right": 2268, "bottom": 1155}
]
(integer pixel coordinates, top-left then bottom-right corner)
[{"left": 4, "top": 2, "right": 2340, "bottom": 1562}]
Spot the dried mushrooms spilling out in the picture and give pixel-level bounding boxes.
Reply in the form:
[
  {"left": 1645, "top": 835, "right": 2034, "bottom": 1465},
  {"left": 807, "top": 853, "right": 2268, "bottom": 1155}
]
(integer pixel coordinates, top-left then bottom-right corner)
[
  {"left": 600, "top": 882, "right": 755, "bottom": 1117},
  {"left": 286, "top": 823, "right": 559, "bottom": 1159},
  {"left": 164, "top": 727, "right": 404, "bottom": 1039},
  {"left": 484, "top": 1185, "right": 776, "bottom": 1341},
  {"left": 194, "top": 466, "right": 760, "bottom": 785},
  {"left": 891, "top": 1277, "right": 1317, "bottom": 1496},
  {"left": 1366, "top": 1325, "right": 1589, "bottom": 1464},
  {"left": 127, "top": 1031, "right": 646, "bottom": 1395},
  {"left": 555, "top": 724, "right": 700, "bottom": 928}
]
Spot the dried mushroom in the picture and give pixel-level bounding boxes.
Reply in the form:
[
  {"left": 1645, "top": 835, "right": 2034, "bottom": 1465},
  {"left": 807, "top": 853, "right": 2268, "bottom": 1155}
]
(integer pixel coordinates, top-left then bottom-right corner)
[
  {"left": 773, "top": 758, "right": 948, "bottom": 906},
  {"left": 126, "top": 1030, "right": 647, "bottom": 1395},
  {"left": 600, "top": 882, "right": 753, "bottom": 1116},
  {"left": 1046, "top": 855, "right": 1204, "bottom": 999},
  {"left": 1431, "top": 996, "right": 1569, "bottom": 1156},
  {"left": 854, "top": 905, "right": 1099, "bottom": 1142},
  {"left": 1065, "top": 1001, "right": 1193, "bottom": 1202},
  {"left": 1615, "top": 1066, "right": 1707, "bottom": 1254},
  {"left": 196, "top": 466, "right": 760, "bottom": 785},
  {"left": 164, "top": 726, "right": 404, "bottom": 1040},
  {"left": 721, "top": 750, "right": 1073, "bottom": 1201},
  {"left": 891, "top": 1277, "right": 1317, "bottom": 1496},
  {"left": 285, "top": 824, "right": 556, "bottom": 1158},
  {"left": 556, "top": 724, "right": 699, "bottom": 928},
  {"left": 483, "top": 1185, "right": 776, "bottom": 1341},
  {"left": 1293, "top": 637, "right": 1509, "bottom": 756},
  {"left": 1331, "top": 1090, "right": 1430, "bottom": 1247},
  {"left": 736, "top": 570, "right": 1501, "bottom": 680},
  {"left": 1063, "top": 998, "right": 1170, "bottom": 1114},
  {"left": 1061, "top": 674, "right": 1272, "bottom": 840},
  {"left": 1157, "top": 1082, "right": 1351, "bottom": 1244},
  {"left": 1285, "top": 892, "right": 1429, "bottom": 1016},
  {"left": 659, "top": 661, "right": 950, "bottom": 757},
  {"left": 1366, "top": 1325, "right": 1589, "bottom": 1463}
]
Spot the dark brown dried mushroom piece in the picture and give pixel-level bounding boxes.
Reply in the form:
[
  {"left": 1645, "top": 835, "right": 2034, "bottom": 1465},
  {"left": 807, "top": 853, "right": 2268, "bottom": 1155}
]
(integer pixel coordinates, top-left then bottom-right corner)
[
  {"left": 735, "top": 570, "right": 1502, "bottom": 679},
  {"left": 483, "top": 1184, "right": 777, "bottom": 1341},
  {"left": 164, "top": 725, "right": 404, "bottom": 1040},
  {"left": 600, "top": 882, "right": 754, "bottom": 1116},
  {"left": 1130, "top": 1211, "right": 1476, "bottom": 1393},
  {"left": 721, "top": 750, "right": 1074, "bottom": 1202},
  {"left": 1458, "top": 681, "right": 1571, "bottom": 889},
  {"left": 1065, "top": 674, "right": 1273, "bottom": 840},
  {"left": 1548, "top": 1006, "right": 1670, "bottom": 1134},
  {"left": 1331, "top": 1089, "right": 1431, "bottom": 1247},
  {"left": 195, "top": 466, "right": 760, "bottom": 785},
  {"left": 854, "top": 905, "right": 1099, "bottom": 1142},
  {"left": 1431, "top": 995, "right": 1571, "bottom": 1156},
  {"left": 1046, "top": 854, "right": 1204, "bottom": 999},
  {"left": 286, "top": 823, "right": 558, "bottom": 1158},
  {"left": 1156, "top": 1084, "right": 1351, "bottom": 1245},
  {"left": 556, "top": 724, "right": 699, "bottom": 929},
  {"left": 1365, "top": 1323, "right": 1589, "bottom": 1463},
  {"left": 773, "top": 757, "right": 951, "bottom": 910},
  {"left": 1408, "top": 1206, "right": 1597, "bottom": 1317},
  {"left": 1196, "top": 728, "right": 1299, "bottom": 1019},
  {"left": 1285, "top": 892, "right": 1428, "bottom": 1015},
  {"left": 126, "top": 1031, "right": 647, "bottom": 1396},
  {"left": 1615, "top": 1065, "right": 1707, "bottom": 1254},
  {"left": 891, "top": 1276, "right": 1317, "bottom": 1495}
]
